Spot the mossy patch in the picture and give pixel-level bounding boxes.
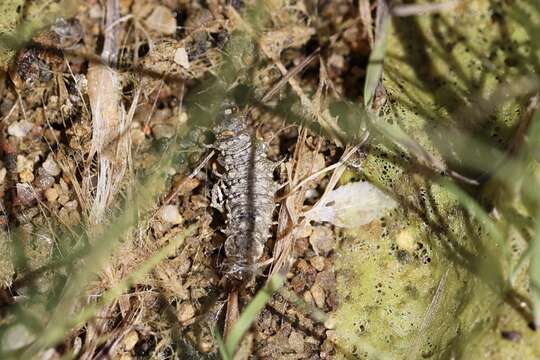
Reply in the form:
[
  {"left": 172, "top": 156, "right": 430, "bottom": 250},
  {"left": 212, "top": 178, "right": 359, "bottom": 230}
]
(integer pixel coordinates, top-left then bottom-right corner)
[
  {"left": 0, "top": 0, "right": 77, "bottom": 70},
  {"left": 334, "top": 1, "right": 540, "bottom": 358}
]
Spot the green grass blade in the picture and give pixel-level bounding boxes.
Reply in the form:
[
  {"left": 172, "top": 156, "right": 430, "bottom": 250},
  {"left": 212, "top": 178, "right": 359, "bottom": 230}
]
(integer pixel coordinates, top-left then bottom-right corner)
[
  {"left": 364, "top": 3, "right": 390, "bottom": 110},
  {"left": 214, "top": 328, "right": 232, "bottom": 360}
]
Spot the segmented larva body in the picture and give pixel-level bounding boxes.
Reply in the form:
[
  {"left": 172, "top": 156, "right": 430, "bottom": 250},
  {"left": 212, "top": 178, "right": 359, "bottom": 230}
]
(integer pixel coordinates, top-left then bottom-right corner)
[{"left": 214, "top": 102, "right": 277, "bottom": 286}]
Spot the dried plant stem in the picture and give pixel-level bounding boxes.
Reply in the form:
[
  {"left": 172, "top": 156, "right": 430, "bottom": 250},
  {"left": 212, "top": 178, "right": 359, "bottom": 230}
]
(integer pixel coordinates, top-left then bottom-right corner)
[
  {"left": 86, "top": 0, "right": 131, "bottom": 224},
  {"left": 224, "top": 290, "right": 240, "bottom": 340},
  {"left": 391, "top": 0, "right": 462, "bottom": 17}
]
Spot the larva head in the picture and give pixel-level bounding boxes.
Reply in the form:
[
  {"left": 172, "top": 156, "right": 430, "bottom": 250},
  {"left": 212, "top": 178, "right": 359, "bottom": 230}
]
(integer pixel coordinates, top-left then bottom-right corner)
[{"left": 214, "top": 100, "right": 248, "bottom": 140}]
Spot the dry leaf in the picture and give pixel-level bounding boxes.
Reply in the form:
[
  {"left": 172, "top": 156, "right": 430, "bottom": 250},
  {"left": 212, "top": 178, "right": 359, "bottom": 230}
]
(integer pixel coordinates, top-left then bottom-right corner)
[{"left": 304, "top": 181, "right": 397, "bottom": 228}]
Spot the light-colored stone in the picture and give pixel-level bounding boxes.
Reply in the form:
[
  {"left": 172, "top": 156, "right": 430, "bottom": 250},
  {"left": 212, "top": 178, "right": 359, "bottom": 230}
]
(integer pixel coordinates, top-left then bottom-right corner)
[
  {"left": 19, "top": 169, "right": 34, "bottom": 183},
  {"left": 145, "top": 6, "right": 176, "bottom": 35},
  {"left": 1, "top": 324, "right": 34, "bottom": 351},
  {"left": 159, "top": 205, "right": 183, "bottom": 224},
  {"left": 152, "top": 123, "right": 175, "bottom": 140},
  {"left": 324, "top": 314, "right": 336, "bottom": 329},
  {"left": 309, "top": 226, "right": 335, "bottom": 256},
  {"left": 64, "top": 200, "right": 78, "bottom": 210},
  {"left": 303, "top": 290, "right": 314, "bottom": 305},
  {"left": 178, "top": 303, "right": 195, "bottom": 323},
  {"left": 45, "top": 187, "right": 59, "bottom": 202},
  {"left": 42, "top": 154, "right": 61, "bottom": 176},
  {"left": 174, "top": 47, "right": 190, "bottom": 69},
  {"left": 309, "top": 256, "right": 325, "bottom": 272},
  {"left": 288, "top": 331, "right": 305, "bottom": 354},
  {"left": 310, "top": 283, "right": 326, "bottom": 308},
  {"left": 8, "top": 120, "right": 33, "bottom": 138},
  {"left": 123, "top": 330, "right": 139, "bottom": 351},
  {"left": 0, "top": 168, "right": 6, "bottom": 185},
  {"left": 16, "top": 155, "right": 33, "bottom": 173}
]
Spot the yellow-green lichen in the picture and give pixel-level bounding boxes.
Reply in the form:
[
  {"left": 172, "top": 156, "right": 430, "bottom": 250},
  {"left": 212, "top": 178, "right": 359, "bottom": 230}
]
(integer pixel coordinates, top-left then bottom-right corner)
[
  {"left": 334, "top": 1, "right": 540, "bottom": 359},
  {"left": 0, "top": 0, "right": 24, "bottom": 68},
  {"left": 0, "top": 0, "right": 78, "bottom": 70}
]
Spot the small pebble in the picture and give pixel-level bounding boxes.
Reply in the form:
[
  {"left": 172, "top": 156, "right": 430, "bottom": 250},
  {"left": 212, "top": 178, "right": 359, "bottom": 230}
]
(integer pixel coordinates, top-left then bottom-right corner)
[
  {"left": 35, "top": 174, "right": 55, "bottom": 190},
  {"left": 89, "top": 4, "right": 102, "bottom": 19},
  {"left": 176, "top": 257, "right": 192, "bottom": 275},
  {"left": 176, "top": 177, "right": 200, "bottom": 196},
  {"left": 178, "top": 303, "right": 195, "bottom": 323},
  {"left": 145, "top": 6, "right": 177, "bottom": 34},
  {"left": 174, "top": 48, "right": 190, "bottom": 69},
  {"left": 19, "top": 169, "right": 34, "bottom": 183},
  {"left": 159, "top": 205, "right": 183, "bottom": 224},
  {"left": 123, "top": 330, "right": 139, "bottom": 351},
  {"left": 16, "top": 155, "right": 33, "bottom": 173},
  {"left": 16, "top": 183, "right": 36, "bottom": 204},
  {"left": 324, "top": 314, "right": 336, "bottom": 329},
  {"left": 1, "top": 324, "right": 34, "bottom": 351},
  {"left": 0, "top": 168, "right": 7, "bottom": 185},
  {"left": 310, "top": 283, "right": 326, "bottom": 309},
  {"left": 294, "top": 236, "right": 310, "bottom": 256},
  {"left": 296, "top": 223, "right": 313, "bottom": 238},
  {"left": 190, "top": 194, "right": 208, "bottom": 208},
  {"left": 309, "top": 226, "right": 335, "bottom": 256},
  {"left": 72, "top": 336, "right": 82, "bottom": 356},
  {"left": 303, "top": 290, "right": 314, "bottom": 305},
  {"left": 7, "top": 121, "right": 33, "bottom": 138},
  {"left": 309, "top": 256, "right": 325, "bottom": 272},
  {"left": 58, "top": 194, "right": 70, "bottom": 206},
  {"left": 42, "top": 154, "right": 61, "bottom": 176},
  {"left": 64, "top": 200, "right": 78, "bottom": 210},
  {"left": 130, "top": 126, "right": 146, "bottom": 146},
  {"left": 288, "top": 331, "right": 305, "bottom": 354}
]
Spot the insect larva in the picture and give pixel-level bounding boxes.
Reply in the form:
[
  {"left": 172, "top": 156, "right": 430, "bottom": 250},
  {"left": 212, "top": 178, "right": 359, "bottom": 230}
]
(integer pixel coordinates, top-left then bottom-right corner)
[{"left": 213, "top": 101, "right": 277, "bottom": 287}]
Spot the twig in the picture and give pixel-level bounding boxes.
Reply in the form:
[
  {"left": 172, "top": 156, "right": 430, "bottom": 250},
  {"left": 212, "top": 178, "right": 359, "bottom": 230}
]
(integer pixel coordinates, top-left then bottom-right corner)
[
  {"left": 101, "top": 0, "right": 121, "bottom": 66},
  {"left": 260, "top": 48, "right": 320, "bottom": 104},
  {"left": 224, "top": 290, "right": 240, "bottom": 341}
]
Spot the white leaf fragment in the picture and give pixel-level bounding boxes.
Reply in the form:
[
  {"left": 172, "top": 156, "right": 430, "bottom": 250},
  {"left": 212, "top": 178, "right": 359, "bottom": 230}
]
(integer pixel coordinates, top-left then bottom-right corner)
[
  {"left": 174, "top": 48, "right": 190, "bottom": 69},
  {"left": 305, "top": 181, "right": 397, "bottom": 228}
]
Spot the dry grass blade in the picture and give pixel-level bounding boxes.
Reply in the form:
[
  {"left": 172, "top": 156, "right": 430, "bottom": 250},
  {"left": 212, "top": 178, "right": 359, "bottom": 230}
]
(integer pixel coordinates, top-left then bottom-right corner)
[
  {"left": 359, "top": 0, "right": 374, "bottom": 48},
  {"left": 85, "top": 0, "right": 131, "bottom": 224},
  {"left": 270, "top": 129, "right": 314, "bottom": 277},
  {"left": 391, "top": 0, "right": 462, "bottom": 17}
]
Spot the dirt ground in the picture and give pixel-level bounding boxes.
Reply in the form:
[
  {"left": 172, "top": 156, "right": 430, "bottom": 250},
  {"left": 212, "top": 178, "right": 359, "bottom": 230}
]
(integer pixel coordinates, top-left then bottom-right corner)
[{"left": 0, "top": 0, "right": 379, "bottom": 358}]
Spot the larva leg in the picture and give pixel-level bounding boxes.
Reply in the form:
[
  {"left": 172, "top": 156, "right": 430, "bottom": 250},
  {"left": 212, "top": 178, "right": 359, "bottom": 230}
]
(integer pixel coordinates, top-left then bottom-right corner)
[{"left": 211, "top": 181, "right": 225, "bottom": 213}]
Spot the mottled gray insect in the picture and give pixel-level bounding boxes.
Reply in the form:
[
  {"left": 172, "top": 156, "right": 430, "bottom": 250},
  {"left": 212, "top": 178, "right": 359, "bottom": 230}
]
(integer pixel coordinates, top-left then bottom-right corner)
[{"left": 212, "top": 100, "right": 277, "bottom": 287}]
